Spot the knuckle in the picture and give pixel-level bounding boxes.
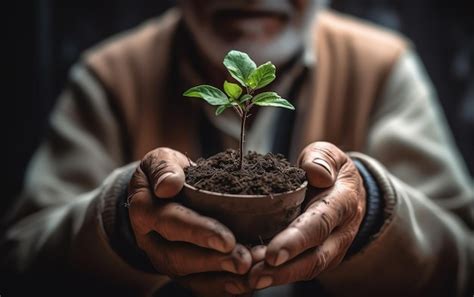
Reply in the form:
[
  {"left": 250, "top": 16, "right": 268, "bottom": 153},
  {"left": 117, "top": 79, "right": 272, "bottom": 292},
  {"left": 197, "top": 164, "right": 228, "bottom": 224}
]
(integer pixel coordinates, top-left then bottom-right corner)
[
  {"left": 291, "top": 212, "right": 310, "bottom": 229},
  {"left": 129, "top": 167, "right": 148, "bottom": 191},
  {"left": 351, "top": 191, "right": 366, "bottom": 221},
  {"left": 141, "top": 149, "right": 170, "bottom": 178},
  {"left": 302, "top": 264, "right": 317, "bottom": 281},
  {"left": 232, "top": 250, "right": 251, "bottom": 274},
  {"left": 332, "top": 188, "right": 359, "bottom": 223},
  {"left": 288, "top": 226, "right": 310, "bottom": 251},
  {"left": 297, "top": 145, "right": 312, "bottom": 166},
  {"left": 341, "top": 229, "right": 357, "bottom": 247},
  {"left": 356, "top": 203, "right": 365, "bottom": 219},
  {"left": 351, "top": 191, "right": 361, "bottom": 209},
  {"left": 303, "top": 266, "right": 318, "bottom": 281},
  {"left": 141, "top": 150, "right": 157, "bottom": 168},
  {"left": 319, "top": 212, "right": 333, "bottom": 238},
  {"left": 317, "top": 144, "right": 345, "bottom": 167},
  {"left": 327, "top": 253, "right": 345, "bottom": 271},
  {"left": 310, "top": 248, "right": 330, "bottom": 276},
  {"left": 319, "top": 148, "right": 338, "bottom": 166},
  {"left": 317, "top": 141, "right": 338, "bottom": 151},
  {"left": 128, "top": 190, "right": 148, "bottom": 209},
  {"left": 301, "top": 248, "right": 325, "bottom": 280},
  {"left": 158, "top": 147, "right": 174, "bottom": 155},
  {"left": 338, "top": 197, "right": 352, "bottom": 221}
]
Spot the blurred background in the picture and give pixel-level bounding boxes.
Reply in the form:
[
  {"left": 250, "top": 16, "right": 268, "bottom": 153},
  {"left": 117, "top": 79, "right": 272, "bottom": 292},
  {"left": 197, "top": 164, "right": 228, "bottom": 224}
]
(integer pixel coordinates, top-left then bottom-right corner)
[{"left": 5, "top": 0, "right": 473, "bottom": 218}]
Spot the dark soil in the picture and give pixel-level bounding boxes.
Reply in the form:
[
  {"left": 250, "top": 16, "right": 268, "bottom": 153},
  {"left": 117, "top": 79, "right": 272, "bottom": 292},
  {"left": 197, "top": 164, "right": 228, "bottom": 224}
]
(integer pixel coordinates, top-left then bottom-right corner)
[{"left": 185, "top": 149, "right": 306, "bottom": 195}]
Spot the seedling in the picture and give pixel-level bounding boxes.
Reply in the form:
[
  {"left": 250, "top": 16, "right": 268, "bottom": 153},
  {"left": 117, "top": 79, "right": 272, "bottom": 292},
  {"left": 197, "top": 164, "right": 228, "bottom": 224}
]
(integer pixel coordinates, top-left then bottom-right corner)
[{"left": 183, "top": 50, "right": 295, "bottom": 170}]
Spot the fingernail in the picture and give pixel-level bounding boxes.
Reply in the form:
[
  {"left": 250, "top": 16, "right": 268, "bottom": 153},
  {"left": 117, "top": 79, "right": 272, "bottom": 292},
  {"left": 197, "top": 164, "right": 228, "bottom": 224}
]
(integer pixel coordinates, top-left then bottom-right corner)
[
  {"left": 221, "top": 259, "right": 237, "bottom": 273},
  {"left": 255, "top": 276, "right": 273, "bottom": 289},
  {"left": 224, "top": 282, "right": 242, "bottom": 294},
  {"left": 208, "top": 236, "right": 225, "bottom": 252},
  {"left": 274, "top": 249, "right": 289, "bottom": 266},
  {"left": 313, "top": 158, "right": 332, "bottom": 175}
]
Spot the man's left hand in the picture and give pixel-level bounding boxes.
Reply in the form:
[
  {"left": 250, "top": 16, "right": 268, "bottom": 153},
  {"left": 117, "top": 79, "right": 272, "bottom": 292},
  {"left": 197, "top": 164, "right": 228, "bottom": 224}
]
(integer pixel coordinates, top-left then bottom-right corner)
[{"left": 248, "top": 141, "right": 367, "bottom": 289}]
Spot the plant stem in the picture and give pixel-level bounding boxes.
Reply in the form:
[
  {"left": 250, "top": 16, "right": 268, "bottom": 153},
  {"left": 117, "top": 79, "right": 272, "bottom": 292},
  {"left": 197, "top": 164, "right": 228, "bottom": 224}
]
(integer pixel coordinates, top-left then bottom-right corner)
[{"left": 239, "top": 109, "right": 247, "bottom": 170}]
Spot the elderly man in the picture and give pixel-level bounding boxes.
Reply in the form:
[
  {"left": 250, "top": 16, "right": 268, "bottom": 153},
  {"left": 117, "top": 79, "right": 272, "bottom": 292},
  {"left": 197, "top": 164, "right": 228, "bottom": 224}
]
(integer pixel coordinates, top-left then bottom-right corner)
[{"left": 2, "top": 0, "right": 473, "bottom": 296}]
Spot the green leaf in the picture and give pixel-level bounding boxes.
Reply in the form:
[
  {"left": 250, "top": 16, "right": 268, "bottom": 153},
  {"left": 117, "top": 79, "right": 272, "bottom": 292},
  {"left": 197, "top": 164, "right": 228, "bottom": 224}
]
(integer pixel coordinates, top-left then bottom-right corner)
[
  {"left": 247, "top": 62, "right": 276, "bottom": 90},
  {"left": 215, "top": 104, "right": 232, "bottom": 115},
  {"left": 183, "top": 85, "right": 228, "bottom": 106},
  {"left": 223, "top": 50, "right": 256, "bottom": 87},
  {"left": 240, "top": 94, "right": 253, "bottom": 104},
  {"left": 252, "top": 92, "right": 295, "bottom": 110},
  {"left": 223, "top": 80, "right": 242, "bottom": 99}
]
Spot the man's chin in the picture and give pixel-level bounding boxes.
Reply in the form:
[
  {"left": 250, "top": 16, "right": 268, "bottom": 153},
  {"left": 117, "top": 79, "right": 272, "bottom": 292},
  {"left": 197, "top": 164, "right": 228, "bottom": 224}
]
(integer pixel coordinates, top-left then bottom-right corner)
[
  {"left": 213, "top": 16, "right": 287, "bottom": 44},
  {"left": 213, "top": 33, "right": 304, "bottom": 67}
]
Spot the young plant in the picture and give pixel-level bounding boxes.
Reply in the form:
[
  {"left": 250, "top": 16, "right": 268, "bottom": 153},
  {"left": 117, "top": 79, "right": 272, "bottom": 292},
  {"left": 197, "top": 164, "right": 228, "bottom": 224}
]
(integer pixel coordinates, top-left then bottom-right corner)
[{"left": 183, "top": 50, "right": 295, "bottom": 170}]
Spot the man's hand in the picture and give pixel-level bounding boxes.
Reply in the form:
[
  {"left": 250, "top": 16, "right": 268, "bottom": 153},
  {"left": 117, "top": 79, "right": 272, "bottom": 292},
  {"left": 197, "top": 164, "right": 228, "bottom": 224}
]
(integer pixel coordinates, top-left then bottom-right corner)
[
  {"left": 248, "top": 142, "right": 366, "bottom": 289},
  {"left": 127, "top": 148, "right": 252, "bottom": 296}
]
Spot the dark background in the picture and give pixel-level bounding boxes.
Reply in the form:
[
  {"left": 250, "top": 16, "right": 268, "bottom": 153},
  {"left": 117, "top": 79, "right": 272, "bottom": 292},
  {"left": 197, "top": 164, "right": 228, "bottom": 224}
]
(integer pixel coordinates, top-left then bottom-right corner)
[{"left": 5, "top": 1, "right": 474, "bottom": 218}]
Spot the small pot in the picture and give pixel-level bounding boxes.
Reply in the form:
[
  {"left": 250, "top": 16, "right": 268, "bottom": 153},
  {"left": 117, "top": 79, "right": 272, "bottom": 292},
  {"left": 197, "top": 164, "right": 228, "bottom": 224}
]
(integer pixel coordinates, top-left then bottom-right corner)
[{"left": 182, "top": 181, "right": 308, "bottom": 244}]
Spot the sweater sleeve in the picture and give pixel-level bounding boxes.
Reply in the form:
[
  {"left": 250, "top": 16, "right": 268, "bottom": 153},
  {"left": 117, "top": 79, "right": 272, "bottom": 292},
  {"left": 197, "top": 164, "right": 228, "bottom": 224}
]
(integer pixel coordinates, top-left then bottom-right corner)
[
  {"left": 318, "top": 50, "right": 474, "bottom": 296},
  {"left": 0, "top": 64, "right": 168, "bottom": 296}
]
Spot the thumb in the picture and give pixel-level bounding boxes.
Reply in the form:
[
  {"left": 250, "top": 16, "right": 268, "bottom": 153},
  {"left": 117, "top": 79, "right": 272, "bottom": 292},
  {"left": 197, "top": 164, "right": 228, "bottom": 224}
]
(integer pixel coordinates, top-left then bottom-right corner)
[
  {"left": 140, "top": 147, "right": 193, "bottom": 198},
  {"left": 297, "top": 142, "right": 347, "bottom": 188}
]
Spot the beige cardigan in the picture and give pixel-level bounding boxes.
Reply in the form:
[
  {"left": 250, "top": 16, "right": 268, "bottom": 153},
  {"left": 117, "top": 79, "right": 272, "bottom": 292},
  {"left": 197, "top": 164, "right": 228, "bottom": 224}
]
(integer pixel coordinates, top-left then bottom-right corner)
[{"left": 2, "top": 8, "right": 473, "bottom": 297}]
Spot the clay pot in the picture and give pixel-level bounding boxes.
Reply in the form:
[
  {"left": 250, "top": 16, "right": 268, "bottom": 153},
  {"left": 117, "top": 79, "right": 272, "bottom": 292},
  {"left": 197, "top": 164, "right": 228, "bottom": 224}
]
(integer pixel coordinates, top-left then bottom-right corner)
[{"left": 182, "top": 181, "right": 308, "bottom": 244}]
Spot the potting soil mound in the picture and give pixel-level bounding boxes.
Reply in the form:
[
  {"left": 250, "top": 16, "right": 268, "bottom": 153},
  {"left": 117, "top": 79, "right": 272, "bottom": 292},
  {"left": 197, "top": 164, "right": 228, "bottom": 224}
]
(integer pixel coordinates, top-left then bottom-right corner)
[{"left": 184, "top": 149, "right": 306, "bottom": 195}]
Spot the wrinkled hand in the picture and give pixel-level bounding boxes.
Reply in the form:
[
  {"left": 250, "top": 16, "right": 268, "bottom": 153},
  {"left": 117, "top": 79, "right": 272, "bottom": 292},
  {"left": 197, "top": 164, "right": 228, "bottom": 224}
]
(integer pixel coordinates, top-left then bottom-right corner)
[
  {"left": 247, "top": 142, "right": 366, "bottom": 290},
  {"left": 128, "top": 148, "right": 252, "bottom": 296}
]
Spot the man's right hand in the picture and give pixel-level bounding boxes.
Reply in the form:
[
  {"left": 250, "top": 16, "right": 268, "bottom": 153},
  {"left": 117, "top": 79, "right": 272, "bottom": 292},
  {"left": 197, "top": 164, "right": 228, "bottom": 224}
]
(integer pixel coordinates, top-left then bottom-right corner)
[{"left": 127, "top": 148, "right": 252, "bottom": 296}]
